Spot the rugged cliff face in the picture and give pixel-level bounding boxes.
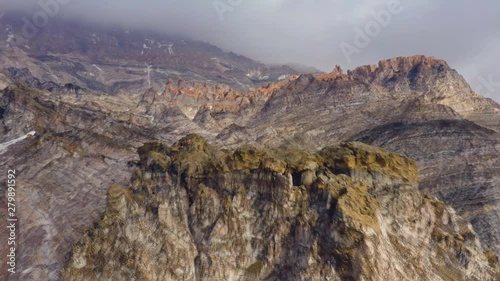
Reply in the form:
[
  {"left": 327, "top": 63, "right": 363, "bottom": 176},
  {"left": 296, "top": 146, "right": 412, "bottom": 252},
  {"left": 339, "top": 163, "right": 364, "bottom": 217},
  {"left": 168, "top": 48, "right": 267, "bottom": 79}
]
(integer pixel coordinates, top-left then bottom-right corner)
[
  {"left": 214, "top": 56, "right": 500, "bottom": 257},
  {"left": 1, "top": 14, "right": 499, "bottom": 278},
  {"left": 62, "top": 135, "right": 498, "bottom": 281},
  {"left": 2, "top": 53, "right": 500, "bottom": 280}
]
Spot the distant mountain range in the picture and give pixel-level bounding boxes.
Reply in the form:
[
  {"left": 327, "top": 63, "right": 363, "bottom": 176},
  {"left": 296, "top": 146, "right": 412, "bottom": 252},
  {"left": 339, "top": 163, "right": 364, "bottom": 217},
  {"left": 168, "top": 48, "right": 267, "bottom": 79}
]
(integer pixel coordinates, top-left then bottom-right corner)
[{"left": 1, "top": 14, "right": 499, "bottom": 281}]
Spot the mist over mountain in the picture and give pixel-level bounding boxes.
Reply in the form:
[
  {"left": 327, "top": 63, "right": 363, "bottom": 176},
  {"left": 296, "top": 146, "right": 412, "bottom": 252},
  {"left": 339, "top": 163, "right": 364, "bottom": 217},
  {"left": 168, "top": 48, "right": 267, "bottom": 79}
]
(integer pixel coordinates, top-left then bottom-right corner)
[
  {"left": 1, "top": 2, "right": 500, "bottom": 281},
  {"left": 1, "top": 0, "right": 500, "bottom": 101}
]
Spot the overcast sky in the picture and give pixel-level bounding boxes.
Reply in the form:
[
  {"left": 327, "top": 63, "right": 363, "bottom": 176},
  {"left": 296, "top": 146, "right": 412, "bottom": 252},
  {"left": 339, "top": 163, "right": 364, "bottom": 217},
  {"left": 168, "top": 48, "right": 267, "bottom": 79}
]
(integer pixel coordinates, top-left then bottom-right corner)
[{"left": 1, "top": 0, "right": 500, "bottom": 101}]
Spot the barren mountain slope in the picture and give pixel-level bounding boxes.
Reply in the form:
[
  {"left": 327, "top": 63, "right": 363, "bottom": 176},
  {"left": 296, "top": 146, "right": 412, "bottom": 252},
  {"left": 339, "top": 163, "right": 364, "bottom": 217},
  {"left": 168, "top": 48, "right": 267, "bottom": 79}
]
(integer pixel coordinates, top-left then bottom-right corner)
[
  {"left": 62, "top": 135, "right": 498, "bottom": 280},
  {"left": 0, "top": 14, "right": 299, "bottom": 94},
  {"left": 214, "top": 56, "right": 500, "bottom": 255},
  {"left": 1, "top": 15, "right": 499, "bottom": 280}
]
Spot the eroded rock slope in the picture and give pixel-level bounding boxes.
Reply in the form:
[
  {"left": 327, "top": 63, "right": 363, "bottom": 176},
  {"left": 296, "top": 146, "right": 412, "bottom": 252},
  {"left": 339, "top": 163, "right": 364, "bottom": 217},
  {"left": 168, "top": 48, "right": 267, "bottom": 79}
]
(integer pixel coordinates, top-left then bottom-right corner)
[
  {"left": 63, "top": 135, "right": 498, "bottom": 281},
  {"left": 1, "top": 26, "right": 499, "bottom": 279}
]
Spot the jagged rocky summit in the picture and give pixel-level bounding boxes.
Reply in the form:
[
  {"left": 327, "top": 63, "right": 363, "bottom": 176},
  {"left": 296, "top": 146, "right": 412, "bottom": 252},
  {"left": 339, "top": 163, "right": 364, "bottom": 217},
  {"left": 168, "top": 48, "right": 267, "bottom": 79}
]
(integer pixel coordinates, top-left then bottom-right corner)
[
  {"left": 62, "top": 135, "right": 499, "bottom": 281},
  {"left": 2, "top": 53, "right": 500, "bottom": 280},
  {"left": 1, "top": 15, "right": 499, "bottom": 278}
]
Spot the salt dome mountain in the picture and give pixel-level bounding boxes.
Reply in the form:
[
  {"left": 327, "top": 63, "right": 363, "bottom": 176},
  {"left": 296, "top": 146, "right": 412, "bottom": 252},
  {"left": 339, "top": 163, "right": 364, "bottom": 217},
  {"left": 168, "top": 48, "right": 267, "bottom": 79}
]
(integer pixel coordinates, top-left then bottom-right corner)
[{"left": 0, "top": 15, "right": 499, "bottom": 281}]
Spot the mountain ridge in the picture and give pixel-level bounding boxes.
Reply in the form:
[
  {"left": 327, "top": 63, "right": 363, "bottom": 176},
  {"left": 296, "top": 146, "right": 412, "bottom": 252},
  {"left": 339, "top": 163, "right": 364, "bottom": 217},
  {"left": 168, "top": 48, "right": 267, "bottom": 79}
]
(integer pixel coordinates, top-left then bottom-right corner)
[{"left": 1, "top": 16, "right": 500, "bottom": 280}]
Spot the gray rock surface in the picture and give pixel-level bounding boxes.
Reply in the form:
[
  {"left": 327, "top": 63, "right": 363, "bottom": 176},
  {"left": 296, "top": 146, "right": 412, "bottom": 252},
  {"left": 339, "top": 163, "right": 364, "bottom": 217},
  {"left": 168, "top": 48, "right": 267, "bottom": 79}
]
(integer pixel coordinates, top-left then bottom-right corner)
[
  {"left": 0, "top": 15, "right": 499, "bottom": 280},
  {"left": 62, "top": 136, "right": 499, "bottom": 280}
]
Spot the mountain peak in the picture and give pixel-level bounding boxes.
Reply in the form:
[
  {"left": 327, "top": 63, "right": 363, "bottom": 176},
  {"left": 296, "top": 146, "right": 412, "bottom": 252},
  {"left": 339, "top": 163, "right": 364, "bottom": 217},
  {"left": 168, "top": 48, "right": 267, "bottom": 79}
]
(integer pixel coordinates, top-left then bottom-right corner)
[
  {"left": 358, "top": 55, "right": 449, "bottom": 72},
  {"left": 348, "top": 55, "right": 450, "bottom": 84},
  {"left": 317, "top": 65, "right": 352, "bottom": 81},
  {"left": 378, "top": 55, "right": 449, "bottom": 70}
]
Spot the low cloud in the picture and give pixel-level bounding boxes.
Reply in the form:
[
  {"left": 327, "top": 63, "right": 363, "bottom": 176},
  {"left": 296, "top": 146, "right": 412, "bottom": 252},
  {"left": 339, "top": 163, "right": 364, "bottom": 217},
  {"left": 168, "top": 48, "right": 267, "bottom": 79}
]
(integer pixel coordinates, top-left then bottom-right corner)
[{"left": 1, "top": 0, "right": 500, "bottom": 101}]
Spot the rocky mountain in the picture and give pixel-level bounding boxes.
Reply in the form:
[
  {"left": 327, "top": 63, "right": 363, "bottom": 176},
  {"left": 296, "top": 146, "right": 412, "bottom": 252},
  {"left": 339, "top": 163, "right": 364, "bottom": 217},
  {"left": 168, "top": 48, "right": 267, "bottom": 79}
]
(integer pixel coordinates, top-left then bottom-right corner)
[
  {"left": 0, "top": 13, "right": 298, "bottom": 94},
  {"left": 62, "top": 135, "right": 498, "bottom": 280},
  {"left": 214, "top": 56, "right": 500, "bottom": 258},
  {"left": 1, "top": 15, "right": 500, "bottom": 281}
]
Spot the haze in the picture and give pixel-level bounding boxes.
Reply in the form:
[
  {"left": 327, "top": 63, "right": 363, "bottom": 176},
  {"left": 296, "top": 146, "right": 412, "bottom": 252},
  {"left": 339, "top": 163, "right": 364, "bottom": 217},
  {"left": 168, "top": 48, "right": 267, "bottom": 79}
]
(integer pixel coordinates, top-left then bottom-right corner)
[{"left": 1, "top": 0, "right": 499, "bottom": 101}]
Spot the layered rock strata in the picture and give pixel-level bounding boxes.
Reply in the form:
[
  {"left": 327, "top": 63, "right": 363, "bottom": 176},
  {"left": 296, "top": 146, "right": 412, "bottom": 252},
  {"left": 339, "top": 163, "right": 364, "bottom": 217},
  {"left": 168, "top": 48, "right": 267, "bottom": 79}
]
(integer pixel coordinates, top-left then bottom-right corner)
[{"left": 63, "top": 135, "right": 499, "bottom": 281}]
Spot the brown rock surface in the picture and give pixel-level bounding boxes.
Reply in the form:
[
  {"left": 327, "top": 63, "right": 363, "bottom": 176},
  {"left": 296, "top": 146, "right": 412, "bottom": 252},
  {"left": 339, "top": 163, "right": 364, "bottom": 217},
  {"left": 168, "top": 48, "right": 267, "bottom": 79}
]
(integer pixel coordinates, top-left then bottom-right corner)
[
  {"left": 62, "top": 136, "right": 498, "bottom": 281},
  {"left": 0, "top": 15, "right": 499, "bottom": 280}
]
